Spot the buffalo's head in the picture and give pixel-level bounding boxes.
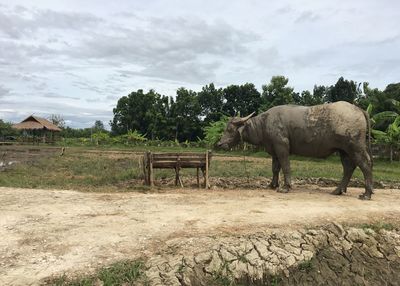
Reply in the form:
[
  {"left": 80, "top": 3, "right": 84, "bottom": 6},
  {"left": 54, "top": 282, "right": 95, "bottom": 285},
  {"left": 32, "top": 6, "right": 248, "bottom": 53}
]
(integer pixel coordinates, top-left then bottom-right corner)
[{"left": 217, "top": 112, "right": 255, "bottom": 150}]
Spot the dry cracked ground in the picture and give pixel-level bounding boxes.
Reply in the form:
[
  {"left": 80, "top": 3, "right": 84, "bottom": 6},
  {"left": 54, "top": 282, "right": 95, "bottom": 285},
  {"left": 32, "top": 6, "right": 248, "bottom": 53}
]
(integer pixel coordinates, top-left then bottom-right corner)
[{"left": 1, "top": 186, "right": 400, "bottom": 285}]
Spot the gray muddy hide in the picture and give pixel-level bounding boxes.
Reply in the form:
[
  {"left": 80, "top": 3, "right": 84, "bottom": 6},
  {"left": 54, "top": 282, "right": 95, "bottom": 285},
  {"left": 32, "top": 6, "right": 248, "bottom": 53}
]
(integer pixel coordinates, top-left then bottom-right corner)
[{"left": 217, "top": 101, "right": 373, "bottom": 200}]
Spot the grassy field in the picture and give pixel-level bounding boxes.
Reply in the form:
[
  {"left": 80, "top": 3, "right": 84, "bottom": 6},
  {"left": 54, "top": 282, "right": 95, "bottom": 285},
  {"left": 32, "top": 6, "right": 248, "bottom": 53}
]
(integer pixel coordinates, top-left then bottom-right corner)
[{"left": 0, "top": 146, "right": 399, "bottom": 191}]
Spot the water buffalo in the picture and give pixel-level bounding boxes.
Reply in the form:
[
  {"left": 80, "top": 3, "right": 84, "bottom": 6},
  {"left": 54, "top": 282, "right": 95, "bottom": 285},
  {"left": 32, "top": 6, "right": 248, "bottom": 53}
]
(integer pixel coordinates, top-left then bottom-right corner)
[{"left": 217, "top": 101, "right": 373, "bottom": 200}]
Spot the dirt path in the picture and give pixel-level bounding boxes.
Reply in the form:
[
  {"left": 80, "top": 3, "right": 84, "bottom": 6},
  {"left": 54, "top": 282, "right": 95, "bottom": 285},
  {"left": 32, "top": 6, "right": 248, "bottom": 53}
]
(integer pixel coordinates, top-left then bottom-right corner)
[{"left": 1, "top": 186, "right": 400, "bottom": 285}]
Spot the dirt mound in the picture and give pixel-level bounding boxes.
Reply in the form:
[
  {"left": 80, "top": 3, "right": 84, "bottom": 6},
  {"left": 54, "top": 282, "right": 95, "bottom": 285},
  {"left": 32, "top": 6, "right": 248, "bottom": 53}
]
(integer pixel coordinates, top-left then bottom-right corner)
[{"left": 144, "top": 223, "right": 400, "bottom": 285}]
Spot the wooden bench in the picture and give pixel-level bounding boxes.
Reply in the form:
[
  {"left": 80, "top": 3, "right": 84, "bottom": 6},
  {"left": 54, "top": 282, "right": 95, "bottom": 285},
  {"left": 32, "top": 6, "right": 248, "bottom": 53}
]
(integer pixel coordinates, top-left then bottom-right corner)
[{"left": 143, "top": 151, "right": 212, "bottom": 188}]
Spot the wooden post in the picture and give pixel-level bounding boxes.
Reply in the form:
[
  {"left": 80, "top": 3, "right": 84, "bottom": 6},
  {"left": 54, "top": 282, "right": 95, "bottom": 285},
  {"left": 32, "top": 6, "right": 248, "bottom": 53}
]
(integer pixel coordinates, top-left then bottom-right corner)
[
  {"left": 149, "top": 151, "right": 154, "bottom": 187},
  {"left": 205, "top": 150, "right": 210, "bottom": 189},
  {"left": 196, "top": 167, "right": 200, "bottom": 188},
  {"left": 176, "top": 154, "right": 183, "bottom": 187},
  {"left": 175, "top": 167, "right": 178, "bottom": 186},
  {"left": 144, "top": 151, "right": 149, "bottom": 185},
  {"left": 142, "top": 155, "right": 147, "bottom": 185}
]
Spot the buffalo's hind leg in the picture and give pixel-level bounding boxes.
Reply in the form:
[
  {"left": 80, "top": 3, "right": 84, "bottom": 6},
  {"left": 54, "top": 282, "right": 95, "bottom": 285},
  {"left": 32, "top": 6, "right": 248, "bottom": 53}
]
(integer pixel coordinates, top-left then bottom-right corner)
[
  {"left": 351, "top": 149, "right": 373, "bottom": 200},
  {"left": 269, "top": 155, "right": 281, "bottom": 189},
  {"left": 331, "top": 151, "right": 356, "bottom": 196}
]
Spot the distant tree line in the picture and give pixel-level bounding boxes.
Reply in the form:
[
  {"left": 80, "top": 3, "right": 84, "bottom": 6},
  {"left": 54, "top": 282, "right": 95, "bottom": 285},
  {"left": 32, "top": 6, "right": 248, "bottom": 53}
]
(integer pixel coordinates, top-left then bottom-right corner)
[
  {"left": 110, "top": 76, "right": 400, "bottom": 142},
  {"left": 1, "top": 76, "right": 399, "bottom": 146},
  {"left": 60, "top": 120, "right": 105, "bottom": 138},
  {"left": 0, "top": 119, "right": 18, "bottom": 140}
]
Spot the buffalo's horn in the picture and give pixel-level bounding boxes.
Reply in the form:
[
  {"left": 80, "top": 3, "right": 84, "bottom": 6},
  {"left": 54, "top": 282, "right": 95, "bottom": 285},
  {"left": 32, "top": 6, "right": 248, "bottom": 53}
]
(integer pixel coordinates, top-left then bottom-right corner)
[{"left": 232, "top": 112, "right": 255, "bottom": 126}]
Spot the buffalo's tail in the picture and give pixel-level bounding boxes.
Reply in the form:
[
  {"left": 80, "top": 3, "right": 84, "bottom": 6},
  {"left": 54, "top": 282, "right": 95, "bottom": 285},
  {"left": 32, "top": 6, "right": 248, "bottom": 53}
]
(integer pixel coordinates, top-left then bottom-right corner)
[{"left": 361, "top": 109, "right": 373, "bottom": 168}]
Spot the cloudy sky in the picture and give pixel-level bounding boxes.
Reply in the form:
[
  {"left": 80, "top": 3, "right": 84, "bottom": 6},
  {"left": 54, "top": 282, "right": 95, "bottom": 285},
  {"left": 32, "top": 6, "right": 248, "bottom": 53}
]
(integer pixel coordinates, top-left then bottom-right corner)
[{"left": 0, "top": 0, "right": 399, "bottom": 128}]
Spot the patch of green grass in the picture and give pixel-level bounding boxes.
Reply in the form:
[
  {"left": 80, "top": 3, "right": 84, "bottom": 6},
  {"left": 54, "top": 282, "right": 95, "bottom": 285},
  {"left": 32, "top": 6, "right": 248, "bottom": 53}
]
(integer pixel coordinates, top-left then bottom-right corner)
[
  {"left": 359, "top": 222, "right": 395, "bottom": 232},
  {"left": 209, "top": 262, "right": 236, "bottom": 286},
  {"left": 298, "top": 260, "right": 314, "bottom": 273},
  {"left": 270, "top": 275, "right": 282, "bottom": 286},
  {"left": 47, "top": 260, "right": 147, "bottom": 286}
]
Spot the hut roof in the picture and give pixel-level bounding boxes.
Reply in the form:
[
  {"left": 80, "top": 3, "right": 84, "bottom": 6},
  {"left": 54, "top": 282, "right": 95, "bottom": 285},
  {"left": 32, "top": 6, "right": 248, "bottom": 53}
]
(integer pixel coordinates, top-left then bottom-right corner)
[{"left": 12, "top": 115, "right": 62, "bottom": 132}]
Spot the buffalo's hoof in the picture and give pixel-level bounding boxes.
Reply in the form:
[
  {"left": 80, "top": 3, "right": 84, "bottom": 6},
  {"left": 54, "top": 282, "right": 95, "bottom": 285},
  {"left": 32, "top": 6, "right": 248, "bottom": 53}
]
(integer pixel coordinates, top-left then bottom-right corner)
[
  {"left": 277, "top": 187, "right": 290, "bottom": 193},
  {"left": 268, "top": 183, "right": 279, "bottom": 189},
  {"left": 358, "top": 194, "right": 371, "bottom": 200},
  {"left": 331, "top": 188, "right": 344, "bottom": 196}
]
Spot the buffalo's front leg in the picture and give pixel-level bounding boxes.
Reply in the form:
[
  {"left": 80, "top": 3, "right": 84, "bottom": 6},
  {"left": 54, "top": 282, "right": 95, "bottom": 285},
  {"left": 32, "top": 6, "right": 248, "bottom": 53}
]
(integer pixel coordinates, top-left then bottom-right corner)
[
  {"left": 275, "top": 143, "right": 291, "bottom": 193},
  {"left": 269, "top": 155, "right": 281, "bottom": 189}
]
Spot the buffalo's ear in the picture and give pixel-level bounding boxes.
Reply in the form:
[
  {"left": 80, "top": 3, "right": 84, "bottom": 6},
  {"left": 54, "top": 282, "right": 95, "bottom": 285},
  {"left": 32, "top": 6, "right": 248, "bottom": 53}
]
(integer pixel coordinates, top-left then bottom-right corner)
[{"left": 232, "top": 112, "right": 255, "bottom": 126}]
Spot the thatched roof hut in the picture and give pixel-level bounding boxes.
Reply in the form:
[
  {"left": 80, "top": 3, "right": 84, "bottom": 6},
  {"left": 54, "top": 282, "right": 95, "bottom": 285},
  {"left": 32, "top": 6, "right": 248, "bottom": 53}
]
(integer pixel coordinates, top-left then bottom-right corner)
[{"left": 13, "top": 115, "right": 61, "bottom": 132}]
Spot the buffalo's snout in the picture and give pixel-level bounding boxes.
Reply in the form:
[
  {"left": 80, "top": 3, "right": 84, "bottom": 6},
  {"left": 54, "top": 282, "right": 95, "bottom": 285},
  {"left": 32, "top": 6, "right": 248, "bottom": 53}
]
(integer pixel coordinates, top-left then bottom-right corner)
[{"left": 217, "top": 141, "right": 229, "bottom": 150}]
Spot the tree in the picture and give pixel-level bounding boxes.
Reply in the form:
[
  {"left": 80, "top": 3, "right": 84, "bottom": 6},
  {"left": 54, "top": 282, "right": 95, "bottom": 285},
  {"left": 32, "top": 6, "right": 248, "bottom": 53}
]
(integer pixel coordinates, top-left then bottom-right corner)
[
  {"left": 197, "top": 83, "right": 224, "bottom": 125},
  {"left": 149, "top": 94, "right": 175, "bottom": 140},
  {"left": 49, "top": 114, "right": 65, "bottom": 129},
  {"left": 0, "top": 119, "right": 18, "bottom": 139},
  {"left": 384, "top": 83, "right": 400, "bottom": 101},
  {"left": 223, "top": 83, "right": 262, "bottom": 116},
  {"left": 297, "top": 85, "right": 327, "bottom": 106},
  {"left": 325, "top": 77, "right": 360, "bottom": 103},
  {"left": 313, "top": 85, "right": 327, "bottom": 104},
  {"left": 171, "top": 87, "right": 202, "bottom": 142},
  {"left": 111, "top": 89, "right": 172, "bottom": 140},
  {"left": 362, "top": 83, "right": 397, "bottom": 130},
  {"left": 92, "top": 120, "right": 105, "bottom": 132},
  {"left": 260, "top": 76, "right": 295, "bottom": 111}
]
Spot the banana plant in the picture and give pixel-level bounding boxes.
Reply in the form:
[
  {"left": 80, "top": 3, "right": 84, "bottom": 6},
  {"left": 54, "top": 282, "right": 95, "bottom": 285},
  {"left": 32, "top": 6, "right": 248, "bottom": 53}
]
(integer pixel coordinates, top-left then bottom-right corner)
[{"left": 368, "top": 101, "right": 400, "bottom": 162}]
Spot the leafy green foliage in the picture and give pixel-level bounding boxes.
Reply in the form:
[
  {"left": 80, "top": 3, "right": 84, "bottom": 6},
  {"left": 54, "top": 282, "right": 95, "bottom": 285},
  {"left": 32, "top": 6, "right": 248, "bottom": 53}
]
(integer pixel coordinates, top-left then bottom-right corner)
[
  {"left": 118, "top": 130, "right": 147, "bottom": 143},
  {"left": 111, "top": 89, "right": 173, "bottom": 140},
  {"left": 204, "top": 116, "right": 229, "bottom": 147},
  {"left": 384, "top": 83, "right": 400, "bottom": 101},
  {"left": 198, "top": 83, "right": 225, "bottom": 124},
  {"left": 172, "top": 87, "right": 203, "bottom": 141},
  {"left": 92, "top": 131, "right": 110, "bottom": 145},
  {"left": 0, "top": 119, "right": 18, "bottom": 138},
  {"left": 260, "top": 75, "right": 295, "bottom": 111},
  {"left": 223, "top": 83, "right": 262, "bottom": 116},
  {"left": 296, "top": 85, "right": 326, "bottom": 106},
  {"left": 325, "top": 77, "right": 361, "bottom": 103},
  {"left": 92, "top": 120, "right": 105, "bottom": 132},
  {"left": 368, "top": 99, "right": 400, "bottom": 161}
]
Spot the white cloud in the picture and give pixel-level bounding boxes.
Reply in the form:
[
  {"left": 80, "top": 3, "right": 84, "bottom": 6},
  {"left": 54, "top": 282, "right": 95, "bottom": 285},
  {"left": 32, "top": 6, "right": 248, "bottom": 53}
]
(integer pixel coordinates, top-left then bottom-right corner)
[{"left": 0, "top": 0, "right": 399, "bottom": 127}]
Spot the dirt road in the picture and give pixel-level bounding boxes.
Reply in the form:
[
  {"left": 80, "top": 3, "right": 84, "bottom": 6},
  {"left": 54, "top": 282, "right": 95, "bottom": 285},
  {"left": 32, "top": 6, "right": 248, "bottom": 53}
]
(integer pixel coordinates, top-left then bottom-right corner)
[{"left": 1, "top": 186, "right": 400, "bottom": 285}]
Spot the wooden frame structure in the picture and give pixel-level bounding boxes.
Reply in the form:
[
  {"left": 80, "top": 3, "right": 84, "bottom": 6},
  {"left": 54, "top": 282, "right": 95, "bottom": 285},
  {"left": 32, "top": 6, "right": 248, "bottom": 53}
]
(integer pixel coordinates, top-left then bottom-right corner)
[{"left": 143, "top": 151, "right": 212, "bottom": 188}]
